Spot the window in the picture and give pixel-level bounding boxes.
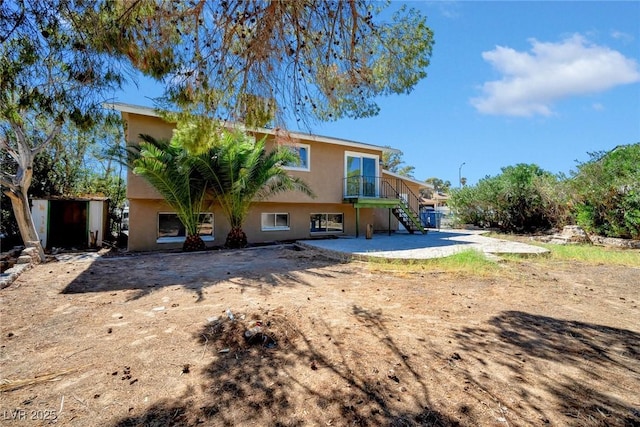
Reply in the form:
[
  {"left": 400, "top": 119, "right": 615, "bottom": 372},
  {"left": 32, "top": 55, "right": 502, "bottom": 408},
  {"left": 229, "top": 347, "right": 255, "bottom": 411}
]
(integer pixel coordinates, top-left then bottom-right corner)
[
  {"left": 310, "top": 213, "right": 344, "bottom": 233},
  {"left": 283, "top": 143, "right": 310, "bottom": 171},
  {"left": 261, "top": 213, "right": 290, "bottom": 231},
  {"left": 345, "top": 152, "right": 379, "bottom": 197},
  {"left": 157, "top": 213, "right": 214, "bottom": 243}
]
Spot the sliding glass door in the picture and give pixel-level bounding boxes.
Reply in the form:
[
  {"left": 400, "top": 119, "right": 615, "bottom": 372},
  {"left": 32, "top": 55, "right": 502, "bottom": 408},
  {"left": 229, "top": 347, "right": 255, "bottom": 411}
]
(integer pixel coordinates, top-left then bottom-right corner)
[{"left": 345, "top": 153, "right": 379, "bottom": 197}]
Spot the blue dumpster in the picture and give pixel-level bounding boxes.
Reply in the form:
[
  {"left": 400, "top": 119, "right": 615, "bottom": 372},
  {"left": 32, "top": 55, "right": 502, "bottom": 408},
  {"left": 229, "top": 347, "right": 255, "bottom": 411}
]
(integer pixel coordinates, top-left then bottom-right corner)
[{"left": 421, "top": 211, "right": 441, "bottom": 229}]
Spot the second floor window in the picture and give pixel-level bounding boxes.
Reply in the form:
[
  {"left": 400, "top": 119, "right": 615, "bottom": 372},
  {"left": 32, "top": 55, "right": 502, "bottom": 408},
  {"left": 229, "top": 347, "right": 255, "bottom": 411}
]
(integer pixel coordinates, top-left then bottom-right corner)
[{"left": 283, "top": 144, "right": 310, "bottom": 171}]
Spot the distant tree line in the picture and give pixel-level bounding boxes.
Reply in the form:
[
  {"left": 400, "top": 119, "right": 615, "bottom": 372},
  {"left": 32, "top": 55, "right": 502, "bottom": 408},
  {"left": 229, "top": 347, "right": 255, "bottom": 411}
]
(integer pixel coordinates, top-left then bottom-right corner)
[{"left": 448, "top": 143, "right": 640, "bottom": 240}]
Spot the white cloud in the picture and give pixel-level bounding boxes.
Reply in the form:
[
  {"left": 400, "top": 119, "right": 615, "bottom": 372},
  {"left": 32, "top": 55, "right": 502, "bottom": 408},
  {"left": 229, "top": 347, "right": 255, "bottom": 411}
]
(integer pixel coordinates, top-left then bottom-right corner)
[
  {"left": 427, "top": 1, "right": 460, "bottom": 19},
  {"left": 470, "top": 34, "right": 640, "bottom": 117},
  {"left": 611, "top": 30, "right": 634, "bottom": 43},
  {"left": 592, "top": 103, "right": 604, "bottom": 111}
]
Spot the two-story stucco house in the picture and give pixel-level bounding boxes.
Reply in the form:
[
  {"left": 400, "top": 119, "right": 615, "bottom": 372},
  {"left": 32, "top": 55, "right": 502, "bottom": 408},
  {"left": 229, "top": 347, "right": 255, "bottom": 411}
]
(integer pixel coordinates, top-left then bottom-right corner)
[{"left": 110, "top": 103, "right": 428, "bottom": 252}]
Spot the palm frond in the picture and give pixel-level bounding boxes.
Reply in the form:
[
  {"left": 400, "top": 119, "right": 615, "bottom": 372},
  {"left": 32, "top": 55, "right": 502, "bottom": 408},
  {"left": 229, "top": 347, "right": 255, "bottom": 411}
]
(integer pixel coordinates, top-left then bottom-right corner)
[
  {"left": 139, "top": 124, "right": 316, "bottom": 241},
  {"left": 195, "top": 129, "right": 315, "bottom": 231},
  {"left": 129, "top": 134, "right": 206, "bottom": 237}
]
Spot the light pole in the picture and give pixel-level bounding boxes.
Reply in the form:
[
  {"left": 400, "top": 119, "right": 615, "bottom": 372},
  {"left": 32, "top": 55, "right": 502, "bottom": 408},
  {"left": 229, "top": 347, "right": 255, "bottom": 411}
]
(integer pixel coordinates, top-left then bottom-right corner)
[{"left": 458, "top": 162, "right": 466, "bottom": 188}]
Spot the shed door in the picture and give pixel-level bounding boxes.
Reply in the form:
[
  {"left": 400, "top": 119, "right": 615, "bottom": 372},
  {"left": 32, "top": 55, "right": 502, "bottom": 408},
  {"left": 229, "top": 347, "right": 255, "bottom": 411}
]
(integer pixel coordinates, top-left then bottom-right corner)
[{"left": 48, "top": 201, "right": 88, "bottom": 249}]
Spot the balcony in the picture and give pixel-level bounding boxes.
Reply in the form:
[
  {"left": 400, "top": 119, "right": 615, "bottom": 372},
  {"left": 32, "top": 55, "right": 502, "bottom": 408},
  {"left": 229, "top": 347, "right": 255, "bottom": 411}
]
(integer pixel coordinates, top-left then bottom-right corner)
[
  {"left": 344, "top": 176, "right": 419, "bottom": 208},
  {"left": 343, "top": 175, "right": 426, "bottom": 234}
]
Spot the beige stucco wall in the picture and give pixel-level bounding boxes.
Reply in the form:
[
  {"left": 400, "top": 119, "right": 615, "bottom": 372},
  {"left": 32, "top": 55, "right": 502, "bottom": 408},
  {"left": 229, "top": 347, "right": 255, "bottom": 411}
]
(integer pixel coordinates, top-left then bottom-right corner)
[
  {"left": 124, "top": 113, "right": 381, "bottom": 204},
  {"left": 120, "top": 111, "right": 418, "bottom": 251},
  {"left": 242, "top": 202, "right": 368, "bottom": 241},
  {"left": 127, "top": 198, "right": 376, "bottom": 251},
  {"left": 373, "top": 207, "right": 400, "bottom": 232},
  {"left": 381, "top": 172, "right": 423, "bottom": 197},
  {"left": 261, "top": 134, "right": 381, "bottom": 204},
  {"left": 124, "top": 112, "right": 176, "bottom": 200}
]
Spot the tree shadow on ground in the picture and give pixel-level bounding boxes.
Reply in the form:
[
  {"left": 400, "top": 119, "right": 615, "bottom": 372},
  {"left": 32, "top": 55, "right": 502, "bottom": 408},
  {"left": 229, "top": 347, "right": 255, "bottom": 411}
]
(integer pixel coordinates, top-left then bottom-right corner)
[
  {"left": 111, "top": 305, "right": 462, "bottom": 426},
  {"left": 453, "top": 311, "right": 640, "bottom": 426},
  {"left": 60, "top": 245, "right": 343, "bottom": 302}
]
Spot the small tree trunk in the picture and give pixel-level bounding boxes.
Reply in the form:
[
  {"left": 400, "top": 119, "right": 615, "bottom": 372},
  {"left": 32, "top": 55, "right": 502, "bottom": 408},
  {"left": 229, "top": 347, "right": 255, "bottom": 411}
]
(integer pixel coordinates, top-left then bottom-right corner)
[
  {"left": 2, "top": 117, "right": 61, "bottom": 264},
  {"left": 183, "top": 233, "right": 206, "bottom": 252},
  {"left": 225, "top": 226, "right": 247, "bottom": 249},
  {"left": 4, "top": 188, "right": 46, "bottom": 262}
]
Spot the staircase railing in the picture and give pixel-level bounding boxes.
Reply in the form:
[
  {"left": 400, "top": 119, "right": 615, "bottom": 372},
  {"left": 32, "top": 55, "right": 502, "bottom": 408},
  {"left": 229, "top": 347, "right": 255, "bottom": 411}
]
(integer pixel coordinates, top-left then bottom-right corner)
[
  {"left": 380, "top": 179, "right": 422, "bottom": 223},
  {"left": 344, "top": 176, "right": 424, "bottom": 230}
]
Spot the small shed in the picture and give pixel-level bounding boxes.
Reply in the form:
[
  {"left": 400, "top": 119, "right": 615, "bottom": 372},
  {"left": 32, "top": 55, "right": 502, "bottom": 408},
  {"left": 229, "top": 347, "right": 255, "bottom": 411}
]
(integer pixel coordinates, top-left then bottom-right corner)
[{"left": 31, "top": 197, "right": 109, "bottom": 249}]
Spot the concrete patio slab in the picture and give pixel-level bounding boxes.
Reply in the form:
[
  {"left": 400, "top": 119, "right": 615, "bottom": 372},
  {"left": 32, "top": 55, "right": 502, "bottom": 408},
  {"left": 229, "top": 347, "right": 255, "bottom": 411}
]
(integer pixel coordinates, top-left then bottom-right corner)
[{"left": 297, "top": 229, "right": 549, "bottom": 260}]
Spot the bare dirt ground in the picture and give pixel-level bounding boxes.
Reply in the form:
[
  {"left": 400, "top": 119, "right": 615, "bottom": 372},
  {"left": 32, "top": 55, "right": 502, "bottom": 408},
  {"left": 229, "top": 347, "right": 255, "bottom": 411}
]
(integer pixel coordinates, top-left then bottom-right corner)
[{"left": 1, "top": 245, "right": 639, "bottom": 426}]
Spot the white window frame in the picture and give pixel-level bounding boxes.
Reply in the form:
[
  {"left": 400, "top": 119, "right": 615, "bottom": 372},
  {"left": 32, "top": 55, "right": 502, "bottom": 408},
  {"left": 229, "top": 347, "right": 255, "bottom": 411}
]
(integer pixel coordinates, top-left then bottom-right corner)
[
  {"left": 282, "top": 143, "right": 310, "bottom": 172},
  {"left": 310, "top": 213, "right": 344, "bottom": 234},
  {"left": 157, "top": 212, "right": 215, "bottom": 243},
  {"left": 261, "top": 212, "right": 290, "bottom": 231},
  {"left": 344, "top": 151, "right": 380, "bottom": 198}
]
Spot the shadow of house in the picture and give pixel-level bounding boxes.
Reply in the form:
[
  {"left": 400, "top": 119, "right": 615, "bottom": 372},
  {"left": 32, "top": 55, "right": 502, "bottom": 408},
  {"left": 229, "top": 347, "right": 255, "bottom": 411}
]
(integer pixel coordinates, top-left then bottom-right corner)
[{"left": 453, "top": 311, "right": 640, "bottom": 426}]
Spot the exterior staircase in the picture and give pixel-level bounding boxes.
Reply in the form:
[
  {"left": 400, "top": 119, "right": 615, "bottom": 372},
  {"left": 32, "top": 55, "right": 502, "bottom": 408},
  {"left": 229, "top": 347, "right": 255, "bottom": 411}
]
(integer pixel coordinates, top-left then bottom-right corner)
[
  {"left": 392, "top": 199, "right": 425, "bottom": 234},
  {"left": 343, "top": 175, "right": 427, "bottom": 236},
  {"left": 382, "top": 180, "right": 426, "bottom": 234}
]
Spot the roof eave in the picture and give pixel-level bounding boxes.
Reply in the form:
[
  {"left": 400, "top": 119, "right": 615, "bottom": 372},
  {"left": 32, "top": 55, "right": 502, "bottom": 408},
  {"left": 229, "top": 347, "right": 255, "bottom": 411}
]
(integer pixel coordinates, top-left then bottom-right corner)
[
  {"left": 103, "top": 102, "right": 402, "bottom": 154},
  {"left": 382, "top": 170, "right": 430, "bottom": 188}
]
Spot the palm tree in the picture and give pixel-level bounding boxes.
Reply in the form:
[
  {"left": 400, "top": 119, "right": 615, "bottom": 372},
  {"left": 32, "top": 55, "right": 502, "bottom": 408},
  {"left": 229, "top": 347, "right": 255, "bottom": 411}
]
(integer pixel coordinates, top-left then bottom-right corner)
[
  {"left": 194, "top": 129, "right": 314, "bottom": 248},
  {"left": 128, "top": 134, "right": 208, "bottom": 251}
]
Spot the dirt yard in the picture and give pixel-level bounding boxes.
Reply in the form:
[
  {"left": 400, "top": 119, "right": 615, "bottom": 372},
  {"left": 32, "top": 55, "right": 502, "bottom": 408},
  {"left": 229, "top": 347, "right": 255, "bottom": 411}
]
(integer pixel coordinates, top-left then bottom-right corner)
[{"left": 1, "top": 245, "right": 639, "bottom": 426}]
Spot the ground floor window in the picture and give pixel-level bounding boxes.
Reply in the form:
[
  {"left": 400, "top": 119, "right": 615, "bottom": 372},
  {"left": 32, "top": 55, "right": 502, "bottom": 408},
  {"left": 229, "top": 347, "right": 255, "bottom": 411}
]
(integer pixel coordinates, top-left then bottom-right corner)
[
  {"left": 157, "top": 212, "right": 214, "bottom": 243},
  {"left": 310, "top": 213, "right": 344, "bottom": 233},
  {"left": 261, "top": 213, "right": 290, "bottom": 231}
]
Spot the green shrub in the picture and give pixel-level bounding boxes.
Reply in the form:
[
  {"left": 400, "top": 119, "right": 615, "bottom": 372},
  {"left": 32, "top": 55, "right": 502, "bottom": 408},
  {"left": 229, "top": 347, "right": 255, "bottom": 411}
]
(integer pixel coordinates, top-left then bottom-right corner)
[
  {"left": 449, "top": 164, "right": 569, "bottom": 232},
  {"left": 571, "top": 144, "right": 640, "bottom": 239}
]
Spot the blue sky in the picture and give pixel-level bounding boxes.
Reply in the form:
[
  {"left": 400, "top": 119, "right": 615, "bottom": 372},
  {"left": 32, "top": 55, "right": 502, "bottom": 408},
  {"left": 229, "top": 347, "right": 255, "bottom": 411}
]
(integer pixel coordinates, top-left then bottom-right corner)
[{"left": 115, "top": 1, "right": 640, "bottom": 187}]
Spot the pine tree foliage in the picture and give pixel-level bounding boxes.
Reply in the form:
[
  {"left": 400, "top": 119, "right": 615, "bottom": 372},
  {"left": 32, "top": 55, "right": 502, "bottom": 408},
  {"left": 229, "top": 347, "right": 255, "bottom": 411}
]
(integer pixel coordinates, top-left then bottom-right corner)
[
  {"left": 103, "top": 0, "right": 434, "bottom": 125},
  {"left": 1, "top": 0, "right": 132, "bottom": 259}
]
